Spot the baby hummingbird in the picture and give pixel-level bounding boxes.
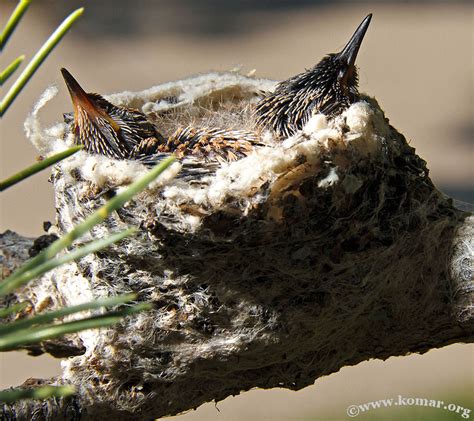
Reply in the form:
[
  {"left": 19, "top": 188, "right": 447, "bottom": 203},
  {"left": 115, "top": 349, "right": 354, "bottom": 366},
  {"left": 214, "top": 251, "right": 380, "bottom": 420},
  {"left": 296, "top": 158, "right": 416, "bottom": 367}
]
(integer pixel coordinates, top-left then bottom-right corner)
[
  {"left": 61, "top": 68, "right": 165, "bottom": 160},
  {"left": 61, "top": 69, "right": 260, "bottom": 168},
  {"left": 255, "top": 14, "right": 372, "bottom": 138}
]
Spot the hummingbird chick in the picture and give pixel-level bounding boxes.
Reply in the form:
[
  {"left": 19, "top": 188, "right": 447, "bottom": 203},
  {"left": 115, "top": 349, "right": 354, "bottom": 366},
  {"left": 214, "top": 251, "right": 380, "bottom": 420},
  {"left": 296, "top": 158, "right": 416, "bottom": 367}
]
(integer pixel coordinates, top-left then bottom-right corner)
[
  {"left": 61, "top": 68, "right": 165, "bottom": 160},
  {"left": 254, "top": 14, "right": 372, "bottom": 138},
  {"left": 61, "top": 69, "right": 261, "bottom": 166}
]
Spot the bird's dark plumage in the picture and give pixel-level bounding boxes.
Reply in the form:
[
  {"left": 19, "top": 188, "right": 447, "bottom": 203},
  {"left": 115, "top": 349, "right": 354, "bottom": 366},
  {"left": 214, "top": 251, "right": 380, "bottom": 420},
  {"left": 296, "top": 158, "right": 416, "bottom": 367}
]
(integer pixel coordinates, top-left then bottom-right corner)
[
  {"left": 157, "top": 127, "right": 261, "bottom": 162},
  {"left": 61, "top": 69, "right": 260, "bottom": 168},
  {"left": 61, "top": 68, "right": 164, "bottom": 160},
  {"left": 255, "top": 14, "right": 372, "bottom": 138}
]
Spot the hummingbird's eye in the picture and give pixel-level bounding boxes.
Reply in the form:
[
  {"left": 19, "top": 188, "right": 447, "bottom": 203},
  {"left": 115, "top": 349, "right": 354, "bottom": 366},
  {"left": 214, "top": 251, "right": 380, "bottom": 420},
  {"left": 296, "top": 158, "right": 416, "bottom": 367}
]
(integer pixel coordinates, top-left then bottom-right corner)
[
  {"left": 338, "top": 64, "right": 356, "bottom": 88},
  {"left": 337, "top": 68, "right": 346, "bottom": 81}
]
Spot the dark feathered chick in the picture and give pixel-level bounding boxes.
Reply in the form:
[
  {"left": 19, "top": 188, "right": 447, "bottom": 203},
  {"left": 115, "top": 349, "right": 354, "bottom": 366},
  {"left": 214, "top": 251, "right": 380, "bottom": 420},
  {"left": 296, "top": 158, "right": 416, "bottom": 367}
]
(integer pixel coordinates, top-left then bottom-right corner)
[
  {"left": 255, "top": 14, "right": 372, "bottom": 138},
  {"left": 61, "top": 68, "right": 165, "bottom": 160},
  {"left": 61, "top": 69, "right": 261, "bottom": 166}
]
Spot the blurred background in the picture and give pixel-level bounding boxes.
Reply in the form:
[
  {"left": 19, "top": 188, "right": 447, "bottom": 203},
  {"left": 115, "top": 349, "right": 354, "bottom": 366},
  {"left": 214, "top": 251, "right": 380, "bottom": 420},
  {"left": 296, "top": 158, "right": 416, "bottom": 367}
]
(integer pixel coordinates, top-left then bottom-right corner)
[{"left": 1, "top": 0, "right": 472, "bottom": 419}]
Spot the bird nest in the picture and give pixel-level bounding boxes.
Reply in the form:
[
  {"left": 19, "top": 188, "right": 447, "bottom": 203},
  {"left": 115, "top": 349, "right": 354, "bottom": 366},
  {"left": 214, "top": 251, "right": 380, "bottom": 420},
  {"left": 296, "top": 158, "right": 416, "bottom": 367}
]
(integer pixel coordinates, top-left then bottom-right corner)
[{"left": 23, "top": 72, "right": 456, "bottom": 420}]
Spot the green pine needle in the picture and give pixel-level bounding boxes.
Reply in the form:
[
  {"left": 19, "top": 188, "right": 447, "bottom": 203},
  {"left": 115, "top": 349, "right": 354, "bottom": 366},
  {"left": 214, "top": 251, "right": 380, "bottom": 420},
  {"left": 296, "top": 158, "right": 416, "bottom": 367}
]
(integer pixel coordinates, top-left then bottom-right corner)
[
  {"left": 0, "top": 7, "right": 84, "bottom": 116},
  {"left": 0, "top": 385, "right": 75, "bottom": 403},
  {"left": 0, "top": 302, "right": 29, "bottom": 318},
  {"left": 0, "top": 228, "right": 136, "bottom": 296},
  {"left": 0, "top": 0, "right": 32, "bottom": 51},
  {"left": 0, "top": 145, "right": 83, "bottom": 192},
  {"left": 0, "top": 303, "right": 152, "bottom": 351},
  {"left": 0, "top": 294, "right": 137, "bottom": 335},
  {"left": 0, "top": 55, "right": 25, "bottom": 86}
]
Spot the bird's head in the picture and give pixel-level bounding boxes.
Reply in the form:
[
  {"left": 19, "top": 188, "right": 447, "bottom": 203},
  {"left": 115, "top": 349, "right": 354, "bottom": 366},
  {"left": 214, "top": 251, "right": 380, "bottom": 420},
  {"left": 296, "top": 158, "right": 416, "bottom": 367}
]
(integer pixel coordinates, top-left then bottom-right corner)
[
  {"left": 255, "top": 14, "right": 372, "bottom": 137},
  {"left": 309, "top": 13, "right": 371, "bottom": 108},
  {"left": 61, "top": 68, "right": 160, "bottom": 159}
]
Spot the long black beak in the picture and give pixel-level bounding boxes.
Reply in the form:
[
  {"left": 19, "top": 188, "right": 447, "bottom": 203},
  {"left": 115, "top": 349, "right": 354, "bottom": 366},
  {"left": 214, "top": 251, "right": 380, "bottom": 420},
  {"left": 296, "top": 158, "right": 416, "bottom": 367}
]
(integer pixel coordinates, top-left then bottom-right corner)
[
  {"left": 339, "top": 14, "right": 372, "bottom": 67},
  {"left": 60, "top": 68, "right": 118, "bottom": 130},
  {"left": 61, "top": 68, "right": 95, "bottom": 111}
]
